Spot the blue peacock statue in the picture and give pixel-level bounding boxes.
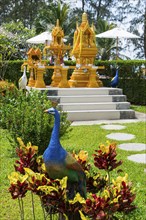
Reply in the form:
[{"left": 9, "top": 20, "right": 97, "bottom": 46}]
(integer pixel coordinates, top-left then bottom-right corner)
[
  {"left": 43, "top": 107, "right": 86, "bottom": 200},
  {"left": 111, "top": 68, "right": 119, "bottom": 88}
]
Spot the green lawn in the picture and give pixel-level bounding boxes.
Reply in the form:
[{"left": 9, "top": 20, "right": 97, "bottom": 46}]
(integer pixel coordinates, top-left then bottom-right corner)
[
  {"left": 0, "top": 120, "right": 146, "bottom": 219},
  {"left": 131, "top": 105, "right": 146, "bottom": 113}
]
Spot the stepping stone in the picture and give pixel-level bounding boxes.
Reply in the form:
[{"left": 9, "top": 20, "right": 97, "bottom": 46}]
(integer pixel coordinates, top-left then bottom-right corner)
[
  {"left": 118, "top": 143, "right": 146, "bottom": 151},
  {"left": 101, "top": 124, "right": 126, "bottom": 130},
  {"left": 128, "top": 154, "right": 146, "bottom": 164},
  {"left": 106, "top": 133, "right": 135, "bottom": 141}
]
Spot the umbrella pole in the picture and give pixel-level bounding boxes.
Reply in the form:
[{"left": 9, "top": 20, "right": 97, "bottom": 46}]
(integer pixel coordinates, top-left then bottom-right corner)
[{"left": 116, "top": 37, "right": 118, "bottom": 59}]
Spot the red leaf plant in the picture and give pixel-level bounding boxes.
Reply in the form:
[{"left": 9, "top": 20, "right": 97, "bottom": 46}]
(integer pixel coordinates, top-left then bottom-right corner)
[
  {"left": 93, "top": 143, "right": 122, "bottom": 171},
  {"left": 84, "top": 193, "right": 119, "bottom": 220},
  {"left": 112, "top": 174, "right": 136, "bottom": 213},
  {"left": 14, "top": 138, "right": 38, "bottom": 174},
  {"left": 8, "top": 172, "right": 28, "bottom": 199},
  {"left": 8, "top": 140, "right": 137, "bottom": 220}
]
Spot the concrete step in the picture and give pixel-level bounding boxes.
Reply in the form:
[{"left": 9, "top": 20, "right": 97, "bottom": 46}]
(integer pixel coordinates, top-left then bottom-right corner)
[
  {"left": 48, "top": 95, "right": 126, "bottom": 103},
  {"left": 59, "top": 102, "right": 130, "bottom": 111},
  {"left": 46, "top": 87, "right": 123, "bottom": 96},
  {"left": 65, "top": 109, "right": 135, "bottom": 121},
  {"left": 27, "top": 86, "right": 135, "bottom": 121}
]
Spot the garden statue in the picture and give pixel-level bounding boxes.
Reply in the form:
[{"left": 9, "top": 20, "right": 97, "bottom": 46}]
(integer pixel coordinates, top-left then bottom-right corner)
[
  {"left": 111, "top": 68, "right": 119, "bottom": 87},
  {"left": 19, "top": 66, "right": 27, "bottom": 90},
  {"left": 43, "top": 104, "right": 86, "bottom": 219},
  {"left": 43, "top": 106, "right": 86, "bottom": 198}
]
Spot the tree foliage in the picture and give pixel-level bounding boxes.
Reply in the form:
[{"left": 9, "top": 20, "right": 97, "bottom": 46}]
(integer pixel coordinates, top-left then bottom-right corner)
[
  {"left": 0, "top": 0, "right": 145, "bottom": 59},
  {"left": 0, "top": 21, "right": 35, "bottom": 79}
]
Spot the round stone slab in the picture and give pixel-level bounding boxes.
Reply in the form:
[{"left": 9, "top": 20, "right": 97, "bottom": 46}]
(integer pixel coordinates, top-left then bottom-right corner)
[
  {"left": 101, "top": 124, "right": 126, "bottom": 130},
  {"left": 106, "top": 133, "right": 135, "bottom": 141},
  {"left": 118, "top": 143, "right": 146, "bottom": 151},
  {"left": 128, "top": 154, "right": 146, "bottom": 164}
]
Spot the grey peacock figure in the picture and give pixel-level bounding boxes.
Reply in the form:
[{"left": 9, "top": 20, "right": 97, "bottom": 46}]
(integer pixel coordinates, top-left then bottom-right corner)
[{"left": 43, "top": 106, "right": 86, "bottom": 219}]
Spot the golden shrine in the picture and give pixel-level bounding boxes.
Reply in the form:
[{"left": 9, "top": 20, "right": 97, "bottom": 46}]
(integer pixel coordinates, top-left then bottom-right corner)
[
  {"left": 43, "top": 19, "right": 70, "bottom": 87},
  {"left": 21, "top": 47, "right": 46, "bottom": 88},
  {"left": 69, "top": 12, "right": 102, "bottom": 87},
  {"left": 22, "top": 12, "right": 103, "bottom": 89}
]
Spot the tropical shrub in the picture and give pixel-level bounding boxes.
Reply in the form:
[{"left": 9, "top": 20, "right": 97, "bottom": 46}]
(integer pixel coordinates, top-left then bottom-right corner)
[
  {"left": 0, "top": 90, "right": 71, "bottom": 154},
  {"left": 0, "top": 80, "right": 17, "bottom": 95},
  {"left": 8, "top": 139, "right": 136, "bottom": 220}
]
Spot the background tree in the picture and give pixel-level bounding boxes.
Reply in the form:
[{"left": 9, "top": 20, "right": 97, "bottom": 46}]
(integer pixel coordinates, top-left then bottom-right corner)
[
  {"left": 0, "top": 21, "right": 35, "bottom": 79},
  {"left": 0, "top": 0, "right": 46, "bottom": 28},
  {"left": 96, "top": 20, "right": 116, "bottom": 60},
  {"left": 110, "top": 0, "right": 145, "bottom": 59},
  {"left": 34, "top": 1, "right": 77, "bottom": 44},
  {"left": 0, "top": 0, "right": 145, "bottom": 59}
]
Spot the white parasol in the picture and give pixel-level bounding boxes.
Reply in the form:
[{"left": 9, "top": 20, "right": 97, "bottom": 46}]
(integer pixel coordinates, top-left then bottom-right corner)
[
  {"left": 26, "top": 31, "right": 67, "bottom": 44},
  {"left": 96, "top": 27, "right": 140, "bottom": 58},
  {"left": 26, "top": 31, "right": 52, "bottom": 44}
]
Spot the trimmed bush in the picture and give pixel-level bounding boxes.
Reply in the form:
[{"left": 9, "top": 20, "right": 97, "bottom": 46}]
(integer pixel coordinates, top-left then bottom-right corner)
[
  {"left": 0, "top": 90, "right": 71, "bottom": 154},
  {"left": 1, "top": 59, "right": 146, "bottom": 105}
]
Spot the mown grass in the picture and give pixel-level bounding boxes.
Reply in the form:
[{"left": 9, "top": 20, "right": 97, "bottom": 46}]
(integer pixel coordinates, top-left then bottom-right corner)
[
  {"left": 0, "top": 121, "right": 146, "bottom": 219},
  {"left": 131, "top": 105, "right": 146, "bottom": 113}
]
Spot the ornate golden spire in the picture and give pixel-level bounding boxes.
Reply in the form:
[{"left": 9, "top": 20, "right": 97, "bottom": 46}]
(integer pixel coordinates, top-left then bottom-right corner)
[
  {"left": 56, "top": 19, "right": 59, "bottom": 27},
  {"left": 82, "top": 12, "right": 87, "bottom": 23}
]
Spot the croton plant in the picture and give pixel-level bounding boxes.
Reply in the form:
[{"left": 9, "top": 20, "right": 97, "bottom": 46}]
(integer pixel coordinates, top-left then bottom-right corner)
[{"left": 8, "top": 138, "right": 136, "bottom": 220}]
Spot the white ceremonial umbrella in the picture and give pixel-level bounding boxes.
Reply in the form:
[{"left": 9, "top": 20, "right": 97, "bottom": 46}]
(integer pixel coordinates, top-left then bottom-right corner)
[
  {"left": 26, "top": 31, "right": 67, "bottom": 44},
  {"left": 96, "top": 27, "right": 140, "bottom": 58},
  {"left": 26, "top": 31, "right": 52, "bottom": 44}
]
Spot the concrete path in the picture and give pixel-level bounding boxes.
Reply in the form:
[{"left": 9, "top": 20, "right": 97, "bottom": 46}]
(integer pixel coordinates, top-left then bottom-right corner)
[
  {"left": 128, "top": 154, "right": 146, "bottom": 164},
  {"left": 118, "top": 143, "right": 146, "bottom": 151},
  {"left": 106, "top": 133, "right": 135, "bottom": 141},
  {"left": 101, "top": 124, "right": 126, "bottom": 130}
]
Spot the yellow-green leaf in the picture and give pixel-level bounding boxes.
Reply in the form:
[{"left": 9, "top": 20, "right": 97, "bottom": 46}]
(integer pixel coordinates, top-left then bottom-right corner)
[
  {"left": 37, "top": 186, "right": 58, "bottom": 194},
  {"left": 79, "top": 211, "right": 89, "bottom": 220},
  {"left": 69, "top": 193, "right": 86, "bottom": 204},
  {"left": 60, "top": 176, "right": 68, "bottom": 189}
]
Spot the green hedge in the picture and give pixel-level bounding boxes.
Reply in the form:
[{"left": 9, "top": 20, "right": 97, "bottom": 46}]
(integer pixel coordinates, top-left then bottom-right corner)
[
  {"left": 1, "top": 59, "right": 146, "bottom": 105},
  {"left": 94, "top": 60, "right": 146, "bottom": 105}
]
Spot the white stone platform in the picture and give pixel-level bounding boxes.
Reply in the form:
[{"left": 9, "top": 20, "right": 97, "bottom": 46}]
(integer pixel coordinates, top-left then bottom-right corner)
[{"left": 27, "top": 87, "right": 136, "bottom": 121}]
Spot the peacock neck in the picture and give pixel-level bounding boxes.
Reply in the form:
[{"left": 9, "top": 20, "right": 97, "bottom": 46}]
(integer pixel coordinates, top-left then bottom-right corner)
[{"left": 49, "top": 111, "right": 61, "bottom": 149}]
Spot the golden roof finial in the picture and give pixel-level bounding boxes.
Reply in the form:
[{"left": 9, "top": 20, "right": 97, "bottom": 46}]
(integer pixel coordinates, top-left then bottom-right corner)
[
  {"left": 82, "top": 12, "right": 87, "bottom": 23},
  {"left": 56, "top": 19, "right": 59, "bottom": 27}
]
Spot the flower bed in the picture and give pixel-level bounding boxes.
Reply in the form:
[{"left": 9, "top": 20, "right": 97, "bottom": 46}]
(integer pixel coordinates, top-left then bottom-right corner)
[{"left": 8, "top": 138, "right": 136, "bottom": 220}]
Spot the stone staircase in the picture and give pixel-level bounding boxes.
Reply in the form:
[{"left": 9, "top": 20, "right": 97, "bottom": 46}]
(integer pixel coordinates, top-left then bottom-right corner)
[{"left": 46, "top": 87, "right": 135, "bottom": 121}]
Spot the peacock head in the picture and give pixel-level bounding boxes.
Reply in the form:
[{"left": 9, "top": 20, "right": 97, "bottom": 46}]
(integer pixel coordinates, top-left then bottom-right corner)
[
  {"left": 44, "top": 107, "right": 61, "bottom": 124},
  {"left": 44, "top": 107, "right": 56, "bottom": 115}
]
